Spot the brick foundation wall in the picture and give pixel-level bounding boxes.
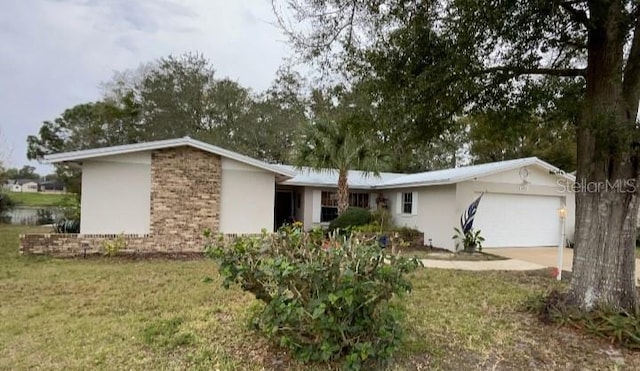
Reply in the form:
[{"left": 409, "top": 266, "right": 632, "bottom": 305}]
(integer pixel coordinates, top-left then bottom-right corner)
[
  {"left": 21, "top": 146, "right": 225, "bottom": 257},
  {"left": 19, "top": 233, "right": 264, "bottom": 257},
  {"left": 20, "top": 233, "right": 153, "bottom": 257}
]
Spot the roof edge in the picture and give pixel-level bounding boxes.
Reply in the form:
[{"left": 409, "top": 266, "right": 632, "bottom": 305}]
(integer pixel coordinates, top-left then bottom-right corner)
[
  {"left": 372, "top": 157, "right": 575, "bottom": 189},
  {"left": 43, "top": 137, "right": 296, "bottom": 178}
]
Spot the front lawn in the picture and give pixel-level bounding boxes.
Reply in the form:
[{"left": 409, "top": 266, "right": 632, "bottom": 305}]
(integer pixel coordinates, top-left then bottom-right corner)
[
  {"left": 7, "top": 192, "right": 66, "bottom": 207},
  {"left": 0, "top": 225, "right": 636, "bottom": 370}
]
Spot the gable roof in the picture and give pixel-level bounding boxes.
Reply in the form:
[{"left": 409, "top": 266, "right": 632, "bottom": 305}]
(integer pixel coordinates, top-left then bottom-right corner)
[
  {"left": 276, "top": 165, "right": 405, "bottom": 189},
  {"left": 374, "top": 157, "right": 575, "bottom": 189},
  {"left": 43, "top": 137, "right": 296, "bottom": 178}
]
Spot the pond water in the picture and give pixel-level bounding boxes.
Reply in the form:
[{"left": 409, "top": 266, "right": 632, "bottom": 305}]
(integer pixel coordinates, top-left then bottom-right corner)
[{"left": 7, "top": 206, "right": 63, "bottom": 225}]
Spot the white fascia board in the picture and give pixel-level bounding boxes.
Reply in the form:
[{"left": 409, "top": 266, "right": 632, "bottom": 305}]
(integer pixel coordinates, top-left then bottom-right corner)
[{"left": 43, "top": 137, "right": 296, "bottom": 178}]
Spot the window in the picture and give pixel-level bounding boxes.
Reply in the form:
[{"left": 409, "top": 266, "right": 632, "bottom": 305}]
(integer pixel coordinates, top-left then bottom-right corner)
[
  {"left": 402, "top": 192, "right": 413, "bottom": 214},
  {"left": 349, "top": 193, "right": 370, "bottom": 208},
  {"left": 321, "top": 192, "right": 339, "bottom": 222},
  {"left": 320, "top": 191, "right": 370, "bottom": 222}
]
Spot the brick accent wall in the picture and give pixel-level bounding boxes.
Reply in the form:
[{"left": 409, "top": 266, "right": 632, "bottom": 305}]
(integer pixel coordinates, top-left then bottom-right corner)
[
  {"left": 150, "top": 147, "right": 221, "bottom": 250},
  {"left": 21, "top": 146, "right": 224, "bottom": 256}
]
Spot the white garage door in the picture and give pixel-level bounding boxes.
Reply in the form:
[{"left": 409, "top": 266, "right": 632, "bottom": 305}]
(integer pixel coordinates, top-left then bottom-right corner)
[{"left": 473, "top": 193, "right": 561, "bottom": 248}]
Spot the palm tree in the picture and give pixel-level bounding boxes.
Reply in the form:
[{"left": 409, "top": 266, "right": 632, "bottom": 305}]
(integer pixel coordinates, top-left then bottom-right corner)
[{"left": 294, "top": 119, "right": 386, "bottom": 215}]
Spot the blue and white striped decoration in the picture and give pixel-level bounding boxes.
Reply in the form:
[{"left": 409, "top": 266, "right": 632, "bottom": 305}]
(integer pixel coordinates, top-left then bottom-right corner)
[{"left": 461, "top": 193, "right": 484, "bottom": 234}]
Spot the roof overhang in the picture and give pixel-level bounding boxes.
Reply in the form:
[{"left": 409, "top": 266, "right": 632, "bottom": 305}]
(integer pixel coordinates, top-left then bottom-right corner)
[
  {"left": 43, "top": 137, "right": 296, "bottom": 178},
  {"left": 372, "top": 158, "right": 576, "bottom": 189}
]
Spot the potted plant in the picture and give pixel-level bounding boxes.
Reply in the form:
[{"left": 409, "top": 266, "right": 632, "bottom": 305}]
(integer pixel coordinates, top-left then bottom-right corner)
[{"left": 452, "top": 227, "right": 485, "bottom": 253}]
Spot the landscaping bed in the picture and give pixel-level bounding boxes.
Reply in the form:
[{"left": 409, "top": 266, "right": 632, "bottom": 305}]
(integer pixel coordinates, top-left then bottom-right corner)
[
  {"left": 1, "top": 225, "right": 637, "bottom": 370},
  {"left": 400, "top": 248, "right": 508, "bottom": 261}
]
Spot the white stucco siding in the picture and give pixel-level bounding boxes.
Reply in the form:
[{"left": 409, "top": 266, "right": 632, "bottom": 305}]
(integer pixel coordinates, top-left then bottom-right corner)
[
  {"left": 479, "top": 166, "right": 561, "bottom": 187},
  {"left": 80, "top": 152, "right": 152, "bottom": 234},
  {"left": 219, "top": 158, "right": 275, "bottom": 234},
  {"left": 387, "top": 186, "right": 457, "bottom": 249}
]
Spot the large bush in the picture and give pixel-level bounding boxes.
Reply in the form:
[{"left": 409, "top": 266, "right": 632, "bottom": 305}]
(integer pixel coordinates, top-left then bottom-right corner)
[
  {"left": 56, "top": 193, "right": 81, "bottom": 221},
  {"left": 0, "top": 192, "right": 15, "bottom": 223},
  {"left": 328, "top": 207, "right": 372, "bottom": 231},
  {"left": 205, "top": 227, "right": 421, "bottom": 369}
]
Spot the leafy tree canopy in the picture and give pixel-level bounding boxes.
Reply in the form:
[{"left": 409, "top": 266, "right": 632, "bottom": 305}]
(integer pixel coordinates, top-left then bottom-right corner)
[
  {"left": 4, "top": 166, "right": 40, "bottom": 181},
  {"left": 27, "top": 54, "right": 309, "bottom": 190}
]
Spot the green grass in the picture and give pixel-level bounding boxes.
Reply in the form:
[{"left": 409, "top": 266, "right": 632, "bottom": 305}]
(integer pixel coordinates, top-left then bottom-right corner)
[
  {"left": 1, "top": 225, "right": 637, "bottom": 370},
  {"left": 7, "top": 192, "right": 66, "bottom": 207}
]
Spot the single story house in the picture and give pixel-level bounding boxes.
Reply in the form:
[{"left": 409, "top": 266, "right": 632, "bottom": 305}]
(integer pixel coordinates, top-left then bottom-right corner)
[
  {"left": 38, "top": 180, "right": 66, "bottom": 193},
  {"left": 277, "top": 159, "right": 575, "bottom": 249},
  {"left": 20, "top": 137, "right": 575, "bottom": 255},
  {"left": 4, "top": 179, "right": 39, "bottom": 193},
  {"left": 2, "top": 181, "right": 20, "bottom": 192}
]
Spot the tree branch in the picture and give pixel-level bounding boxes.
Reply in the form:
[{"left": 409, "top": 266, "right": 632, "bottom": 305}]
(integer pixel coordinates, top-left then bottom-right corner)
[
  {"left": 559, "top": 1, "right": 593, "bottom": 29},
  {"left": 482, "top": 66, "right": 587, "bottom": 77}
]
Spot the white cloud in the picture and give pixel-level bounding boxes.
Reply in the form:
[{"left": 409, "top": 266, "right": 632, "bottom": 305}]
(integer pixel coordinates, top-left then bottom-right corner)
[{"left": 0, "top": 0, "right": 292, "bottom": 173}]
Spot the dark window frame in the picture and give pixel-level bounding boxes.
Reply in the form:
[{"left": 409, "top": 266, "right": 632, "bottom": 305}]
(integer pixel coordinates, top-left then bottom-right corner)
[
  {"left": 320, "top": 191, "right": 370, "bottom": 222},
  {"left": 402, "top": 192, "right": 413, "bottom": 214}
]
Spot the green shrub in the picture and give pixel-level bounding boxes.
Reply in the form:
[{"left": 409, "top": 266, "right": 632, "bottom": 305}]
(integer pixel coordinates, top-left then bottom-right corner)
[
  {"left": 452, "top": 227, "right": 485, "bottom": 252},
  {"left": 352, "top": 222, "right": 383, "bottom": 233},
  {"left": 328, "top": 207, "right": 372, "bottom": 231},
  {"left": 56, "top": 193, "right": 80, "bottom": 221},
  {"left": 370, "top": 208, "right": 393, "bottom": 230},
  {"left": 394, "top": 226, "right": 422, "bottom": 241},
  {"left": 205, "top": 228, "right": 421, "bottom": 369},
  {"left": 0, "top": 192, "right": 15, "bottom": 223},
  {"left": 102, "top": 234, "right": 127, "bottom": 257}
]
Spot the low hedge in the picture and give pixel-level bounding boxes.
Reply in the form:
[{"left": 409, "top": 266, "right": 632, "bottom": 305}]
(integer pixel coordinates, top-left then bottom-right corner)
[{"left": 328, "top": 207, "right": 372, "bottom": 231}]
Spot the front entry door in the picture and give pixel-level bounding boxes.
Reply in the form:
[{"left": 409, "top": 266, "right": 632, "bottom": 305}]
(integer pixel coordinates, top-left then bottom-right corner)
[{"left": 274, "top": 191, "right": 294, "bottom": 230}]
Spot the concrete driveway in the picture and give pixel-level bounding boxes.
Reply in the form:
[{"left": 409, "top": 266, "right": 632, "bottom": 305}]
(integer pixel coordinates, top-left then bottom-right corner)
[{"left": 489, "top": 247, "right": 640, "bottom": 280}]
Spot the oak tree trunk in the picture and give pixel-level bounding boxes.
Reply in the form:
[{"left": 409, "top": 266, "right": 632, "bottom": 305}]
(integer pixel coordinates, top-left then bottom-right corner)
[
  {"left": 337, "top": 169, "right": 349, "bottom": 215},
  {"left": 568, "top": 1, "right": 640, "bottom": 311}
]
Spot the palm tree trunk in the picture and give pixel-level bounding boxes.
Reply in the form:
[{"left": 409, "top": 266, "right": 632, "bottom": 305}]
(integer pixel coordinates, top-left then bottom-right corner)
[{"left": 337, "top": 168, "right": 349, "bottom": 215}]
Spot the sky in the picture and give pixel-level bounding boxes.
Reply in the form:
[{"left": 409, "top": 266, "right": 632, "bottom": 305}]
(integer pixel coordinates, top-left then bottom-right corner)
[{"left": 0, "top": 0, "right": 292, "bottom": 174}]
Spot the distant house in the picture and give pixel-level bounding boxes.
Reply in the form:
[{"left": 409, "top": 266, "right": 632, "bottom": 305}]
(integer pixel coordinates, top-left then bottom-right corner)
[
  {"left": 17, "top": 179, "right": 39, "bottom": 193},
  {"left": 2, "top": 180, "right": 20, "bottom": 192},
  {"left": 39, "top": 180, "right": 66, "bottom": 193},
  {"left": 5, "top": 179, "right": 40, "bottom": 193}
]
